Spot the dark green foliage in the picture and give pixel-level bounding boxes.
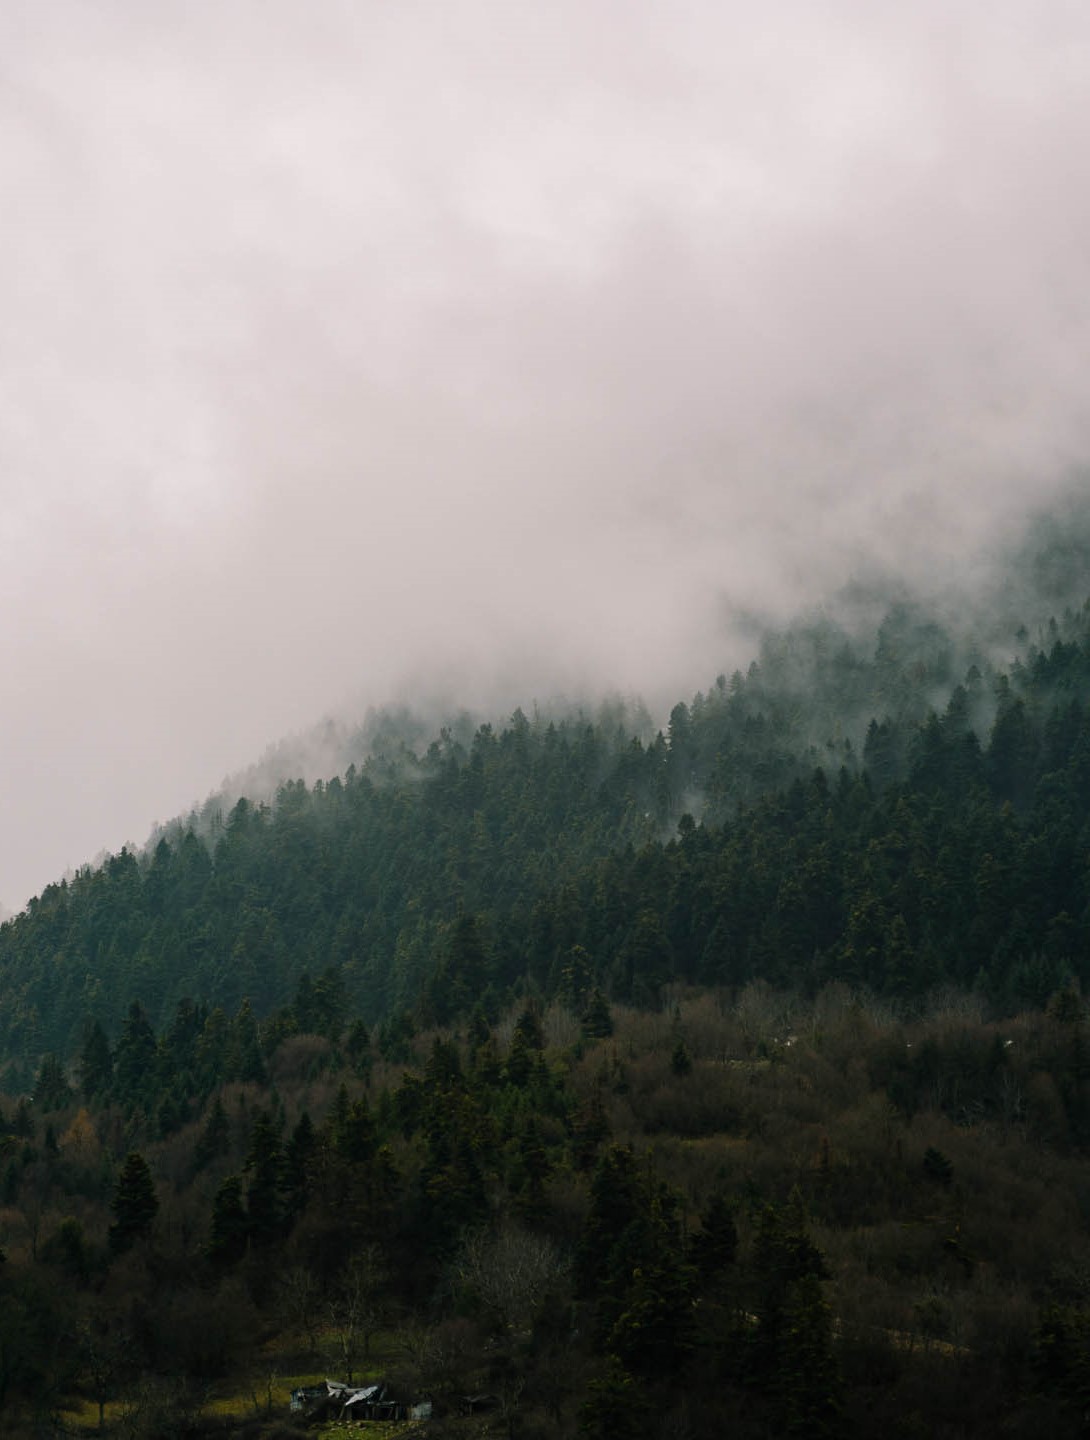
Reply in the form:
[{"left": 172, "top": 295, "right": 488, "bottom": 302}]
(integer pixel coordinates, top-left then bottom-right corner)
[
  {"left": 617, "top": 909, "right": 673, "bottom": 1005},
  {"left": 428, "top": 913, "right": 490, "bottom": 1025},
  {"left": 606, "top": 1189, "right": 694, "bottom": 1375},
  {"left": 572, "top": 1086, "right": 611, "bottom": 1169},
  {"left": 581, "top": 988, "right": 613, "bottom": 1040},
  {"left": 2, "top": 582, "right": 1090, "bottom": 1072},
  {"left": 113, "top": 1002, "right": 156, "bottom": 1101},
  {"left": 670, "top": 1038, "right": 692, "bottom": 1076},
  {"left": 560, "top": 944, "right": 593, "bottom": 1011},
  {"left": 41, "top": 1217, "right": 88, "bottom": 1284},
  {"left": 193, "top": 1094, "right": 229, "bottom": 1171},
  {"left": 578, "top": 1145, "right": 643, "bottom": 1295},
  {"left": 0, "top": 532, "right": 1083, "bottom": 1428},
  {"left": 159, "top": 997, "right": 206, "bottom": 1082},
  {"left": 156, "top": 1088, "right": 187, "bottom": 1138},
  {"left": 505, "top": 1007, "right": 543, "bottom": 1087},
  {"left": 579, "top": 1355, "right": 643, "bottom": 1440},
  {"left": 108, "top": 1151, "right": 158, "bottom": 1253},
  {"left": 244, "top": 1110, "right": 283, "bottom": 1247},
  {"left": 282, "top": 1110, "right": 316, "bottom": 1219},
  {"left": 750, "top": 1195, "right": 831, "bottom": 1383},
  {"left": 332, "top": 1095, "right": 376, "bottom": 1166},
  {"left": 343, "top": 1018, "right": 372, "bottom": 1077},
  {"left": 32, "top": 1054, "right": 70, "bottom": 1111},
  {"left": 206, "top": 1175, "right": 248, "bottom": 1266},
  {"left": 0, "top": 969, "right": 1085, "bottom": 1432},
  {"left": 378, "top": 1009, "right": 416, "bottom": 1064},
  {"left": 227, "top": 999, "right": 266, "bottom": 1084},
  {"left": 923, "top": 1146, "right": 954, "bottom": 1185},
  {"left": 78, "top": 1021, "right": 112, "bottom": 1101},
  {"left": 778, "top": 1271, "right": 842, "bottom": 1436},
  {"left": 1035, "top": 1304, "right": 1090, "bottom": 1417},
  {"left": 511, "top": 1115, "right": 550, "bottom": 1220},
  {"left": 417, "top": 1130, "right": 485, "bottom": 1259},
  {"left": 513, "top": 1004, "right": 544, "bottom": 1052},
  {"left": 691, "top": 1190, "right": 738, "bottom": 1278}
]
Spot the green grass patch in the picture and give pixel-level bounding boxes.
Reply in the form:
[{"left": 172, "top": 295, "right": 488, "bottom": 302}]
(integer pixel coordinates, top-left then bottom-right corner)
[
  {"left": 58, "top": 1396, "right": 126, "bottom": 1431},
  {"left": 201, "top": 1331, "right": 408, "bottom": 1425},
  {"left": 59, "top": 1330, "right": 419, "bottom": 1435}
]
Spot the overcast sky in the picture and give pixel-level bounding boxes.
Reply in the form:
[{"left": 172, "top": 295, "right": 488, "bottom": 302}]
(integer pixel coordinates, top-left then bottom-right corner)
[{"left": 2, "top": 1, "right": 1090, "bottom": 910}]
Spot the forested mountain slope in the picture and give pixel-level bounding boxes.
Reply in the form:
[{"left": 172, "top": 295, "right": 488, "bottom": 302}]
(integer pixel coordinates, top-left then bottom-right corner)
[
  {"left": 0, "top": 523, "right": 1088, "bottom": 1436},
  {"left": 1, "top": 565, "right": 1089, "bottom": 1077}
]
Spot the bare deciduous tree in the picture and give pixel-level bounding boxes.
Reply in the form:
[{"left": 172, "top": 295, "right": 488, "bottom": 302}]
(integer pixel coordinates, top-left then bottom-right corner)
[
  {"left": 327, "top": 1244, "right": 388, "bottom": 1381},
  {"left": 76, "top": 1316, "right": 129, "bottom": 1432},
  {"left": 454, "top": 1224, "right": 566, "bottom": 1336},
  {"left": 278, "top": 1264, "right": 323, "bottom": 1355}
]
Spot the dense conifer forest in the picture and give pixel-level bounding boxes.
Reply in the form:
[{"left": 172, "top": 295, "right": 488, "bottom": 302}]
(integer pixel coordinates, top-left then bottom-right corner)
[{"left": 1, "top": 518, "right": 1090, "bottom": 1435}]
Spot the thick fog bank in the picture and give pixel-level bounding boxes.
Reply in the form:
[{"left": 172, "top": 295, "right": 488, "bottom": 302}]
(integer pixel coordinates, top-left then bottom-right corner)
[{"left": 5, "top": 2, "right": 1090, "bottom": 906}]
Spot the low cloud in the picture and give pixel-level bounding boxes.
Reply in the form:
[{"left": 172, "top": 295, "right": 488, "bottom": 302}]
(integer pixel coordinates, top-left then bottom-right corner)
[{"left": 2, "top": 1, "right": 1089, "bottom": 905}]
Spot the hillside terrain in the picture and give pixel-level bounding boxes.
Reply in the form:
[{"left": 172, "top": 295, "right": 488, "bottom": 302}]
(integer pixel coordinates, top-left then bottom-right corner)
[{"left": 0, "top": 515, "right": 1087, "bottom": 1434}]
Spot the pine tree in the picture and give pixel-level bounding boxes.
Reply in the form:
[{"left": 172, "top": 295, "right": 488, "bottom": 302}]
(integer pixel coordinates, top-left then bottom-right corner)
[
  {"left": 607, "top": 1190, "right": 695, "bottom": 1376},
  {"left": 227, "top": 999, "right": 266, "bottom": 1084},
  {"left": 560, "top": 944, "right": 593, "bottom": 1011},
  {"left": 512, "top": 1115, "right": 550, "bottom": 1221},
  {"left": 195, "top": 1007, "right": 230, "bottom": 1090},
  {"left": 282, "top": 1111, "right": 317, "bottom": 1219},
  {"left": 691, "top": 1190, "right": 738, "bottom": 1279},
  {"left": 33, "top": 1054, "right": 72, "bottom": 1111},
  {"left": 108, "top": 1152, "right": 158, "bottom": 1253},
  {"left": 78, "top": 1021, "right": 113, "bottom": 1101},
  {"left": 12, "top": 1098, "right": 33, "bottom": 1139},
  {"left": 159, "top": 998, "right": 206, "bottom": 1083},
  {"left": 513, "top": 1004, "right": 545, "bottom": 1052},
  {"left": 334, "top": 1097, "right": 376, "bottom": 1166},
  {"left": 344, "top": 1018, "right": 373, "bottom": 1078},
  {"left": 923, "top": 1146, "right": 953, "bottom": 1186},
  {"left": 193, "top": 1095, "right": 230, "bottom": 1172},
  {"left": 582, "top": 988, "right": 614, "bottom": 1040},
  {"left": 505, "top": 1030, "right": 536, "bottom": 1088},
  {"left": 207, "top": 1175, "right": 249, "bottom": 1266},
  {"left": 670, "top": 1038, "right": 692, "bottom": 1077},
  {"left": 44, "top": 1216, "right": 88, "bottom": 1284},
  {"left": 579, "top": 1355, "right": 642, "bottom": 1440},
  {"left": 572, "top": 1087, "right": 611, "bottom": 1170},
  {"left": 751, "top": 1196, "right": 830, "bottom": 1386},
  {"left": 244, "top": 1110, "right": 283, "bottom": 1247},
  {"left": 778, "top": 1272, "right": 842, "bottom": 1436},
  {"left": 113, "top": 1002, "right": 157, "bottom": 1101},
  {"left": 577, "top": 1145, "right": 642, "bottom": 1294}
]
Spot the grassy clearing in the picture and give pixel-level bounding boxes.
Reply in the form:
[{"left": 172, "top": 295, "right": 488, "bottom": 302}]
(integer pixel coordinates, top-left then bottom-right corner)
[
  {"left": 57, "top": 1328, "right": 424, "bottom": 1435},
  {"left": 58, "top": 1396, "right": 124, "bottom": 1430},
  {"left": 201, "top": 1326, "right": 408, "bottom": 1420}
]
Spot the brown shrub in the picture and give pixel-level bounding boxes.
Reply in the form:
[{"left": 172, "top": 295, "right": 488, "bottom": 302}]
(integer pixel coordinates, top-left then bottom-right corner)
[{"left": 267, "top": 1034, "right": 332, "bottom": 1084}]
